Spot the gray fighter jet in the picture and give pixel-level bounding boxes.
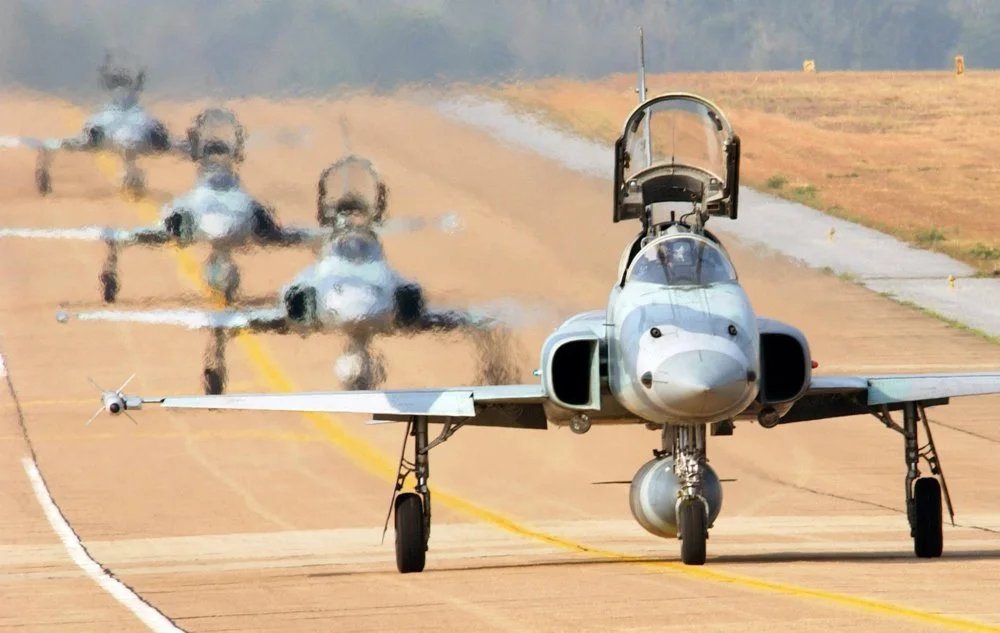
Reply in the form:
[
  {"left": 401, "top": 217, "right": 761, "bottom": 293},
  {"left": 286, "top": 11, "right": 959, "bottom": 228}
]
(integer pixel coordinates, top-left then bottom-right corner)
[
  {"left": 91, "top": 85, "right": 1000, "bottom": 574},
  {"left": 2, "top": 113, "right": 452, "bottom": 305},
  {"left": 59, "top": 217, "right": 519, "bottom": 396},
  {"left": 0, "top": 52, "right": 193, "bottom": 197}
]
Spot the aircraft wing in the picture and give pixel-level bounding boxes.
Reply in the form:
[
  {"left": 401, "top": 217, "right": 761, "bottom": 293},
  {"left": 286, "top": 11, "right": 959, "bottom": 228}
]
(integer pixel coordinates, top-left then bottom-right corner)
[
  {"left": 779, "top": 373, "right": 1000, "bottom": 423},
  {"left": 376, "top": 213, "right": 462, "bottom": 236},
  {"left": 57, "top": 306, "right": 289, "bottom": 333},
  {"left": 112, "top": 384, "right": 549, "bottom": 429},
  {"left": 0, "top": 136, "right": 69, "bottom": 151},
  {"left": 263, "top": 225, "right": 328, "bottom": 247},
  {"left": 0, "top": 226, "right": 169, "bottom": 246}
]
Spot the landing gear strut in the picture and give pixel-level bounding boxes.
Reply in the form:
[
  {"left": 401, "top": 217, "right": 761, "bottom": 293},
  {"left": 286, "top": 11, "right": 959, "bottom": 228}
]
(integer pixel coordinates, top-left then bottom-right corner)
[
  {"left": 873, "top": 401, "right": 954, "bottom": 558},
  {"left": 663, "top": 423, "right": 710, "bottom": 565},
  {"left": 121, "top": 153, "right": 146, "bottom": 199},
  {"left": 35, "top": 149, "right": 52, "bottom": 196},
  {"left": 202, "top": 328, "right": 228, "bottom": 395},
  {"left": 100, "top": 240, "right": 120, "bottom": 303},
  {"left": 383, "top": 415, "right": 466, "bottom": 573}
]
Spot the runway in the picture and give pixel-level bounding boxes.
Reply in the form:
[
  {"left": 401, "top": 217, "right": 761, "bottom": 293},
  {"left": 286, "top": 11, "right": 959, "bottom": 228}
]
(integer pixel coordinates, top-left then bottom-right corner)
[{"left": 1, "top": 94, "right": 999, "bottom": 631}]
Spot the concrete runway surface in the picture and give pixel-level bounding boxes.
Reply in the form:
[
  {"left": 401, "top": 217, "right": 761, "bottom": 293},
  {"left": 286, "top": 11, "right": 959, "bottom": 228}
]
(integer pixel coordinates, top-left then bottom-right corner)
[{"left": 1, "top": 94, "right": 999, "bottom": 632}]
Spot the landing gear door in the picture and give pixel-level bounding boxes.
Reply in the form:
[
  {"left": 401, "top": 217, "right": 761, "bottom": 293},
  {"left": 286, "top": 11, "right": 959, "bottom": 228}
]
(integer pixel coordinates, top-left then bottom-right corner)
[{"left": 613, "top": 93, "right": 741, "bottom": 223}]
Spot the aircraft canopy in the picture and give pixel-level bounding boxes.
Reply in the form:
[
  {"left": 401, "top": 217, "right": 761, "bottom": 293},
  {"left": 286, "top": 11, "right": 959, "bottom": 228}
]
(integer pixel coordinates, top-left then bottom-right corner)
[
  {"left": 625, "top": 234, "right": 736, "bottom": 287},
  {"left": 614, "top": 93, "right": 741, "bottom": 224}
]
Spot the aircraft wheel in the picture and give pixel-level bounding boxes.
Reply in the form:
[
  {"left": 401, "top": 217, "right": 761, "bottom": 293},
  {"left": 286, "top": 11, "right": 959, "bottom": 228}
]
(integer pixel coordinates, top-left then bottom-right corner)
[
  {"left": 394, "top": 492, "right": 426, "bottom": 573},
  {"left": 679, "top": 498, "right": 707, "bottom": 565},
  {"left": 913, "top": 477, "right": 943, "bottom": 558},
  {"left": 203, "top": 368, "right": 225, "bottom": 395},
  {"left": 36, "top": 169, "right": 51, "bottom": 196},
  {"left": 100, "top": 272, "right": 118, "bottom": 303}
]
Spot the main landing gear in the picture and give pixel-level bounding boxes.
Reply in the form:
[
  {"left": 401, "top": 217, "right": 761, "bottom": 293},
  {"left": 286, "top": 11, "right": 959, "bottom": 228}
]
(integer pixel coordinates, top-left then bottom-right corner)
[
  {"left": 383, "top": 415, "right": 466, "bottom": 573},
  {"left": 873, "top": 401, "right": 954, "bottom": 558}
]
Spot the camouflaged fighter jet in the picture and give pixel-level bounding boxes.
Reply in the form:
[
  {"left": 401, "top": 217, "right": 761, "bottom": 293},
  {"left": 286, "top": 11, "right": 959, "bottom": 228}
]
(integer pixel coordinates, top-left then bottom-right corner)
[
  {"left": 56, "top": 148, "right": 477, "bottom": 395},
  {"left": 4, "top": 114, "right": 454, "bottom": 305},
  {"left": 85, "top": 33, "right": 1000, "bottom": 573},
  {"left": 60, "top": 220, "right": 515, "bottom": 397},
  {"left": 0, "top": 52, "right": 193, "bottom": 198}
]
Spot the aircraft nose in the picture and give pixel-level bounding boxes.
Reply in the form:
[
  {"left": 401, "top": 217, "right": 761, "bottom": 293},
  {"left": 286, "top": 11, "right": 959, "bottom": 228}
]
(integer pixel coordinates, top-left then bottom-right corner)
[
  {"left": 326, "top": 284, "right": 384, "bottom": 322},
  {"left": 649, "top": 350, "right": 752, "bottom": 419}
]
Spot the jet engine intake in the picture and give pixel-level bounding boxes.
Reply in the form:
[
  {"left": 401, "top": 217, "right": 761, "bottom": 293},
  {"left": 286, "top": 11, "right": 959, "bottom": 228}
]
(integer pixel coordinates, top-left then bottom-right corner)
[
  {"left": 250, "top": 203, "right": 281, "bottom": 243},
  {"left": 757, "top": 327, "right": 811, "bottom": 405},
  {"left": 284, "top": 284, "right": 318, "bottom": 325},
  {"left": 163, "top": 209, "right": 194, "bottom": 244},
  {"left": 393, "top": 283, "right": 424, "bottom": 328},
  {"left": 629, "top": 456, "right": 724, "bottom": 538},
  {"left": 148, "top": 123, "right": 171, "bottom": 152},
  {"left": 86, "top": 125, "right": 105, "bottom": 148},
  {"left": 540, "top": 331, "right": 601, "bottom": 411}
]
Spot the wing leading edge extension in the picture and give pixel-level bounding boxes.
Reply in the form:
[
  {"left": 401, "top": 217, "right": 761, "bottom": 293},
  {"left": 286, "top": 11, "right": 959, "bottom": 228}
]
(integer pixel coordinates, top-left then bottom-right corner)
[
  {"left": 114, "top": 384, "right": 548, "bottom": 429},
  {"left": 0, "top": 226, "right": 169, "bottom": 245},
  {"left": 780, "top": 372, "right": 1000, "bottom": 423},
  {"left": 59, "top": 307, "right": 288, "bottom": 333}
]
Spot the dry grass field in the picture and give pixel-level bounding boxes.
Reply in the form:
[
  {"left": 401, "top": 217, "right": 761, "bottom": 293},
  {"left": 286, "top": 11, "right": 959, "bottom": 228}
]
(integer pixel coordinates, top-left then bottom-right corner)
[{"left": 494, "top": 70, "right": 1000, "bottom": 274}]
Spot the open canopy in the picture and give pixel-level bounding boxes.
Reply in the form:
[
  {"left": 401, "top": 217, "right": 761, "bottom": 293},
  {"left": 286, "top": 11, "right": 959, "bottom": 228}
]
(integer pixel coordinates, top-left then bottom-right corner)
[{"left": 613, "top": 93, "right": 741, "bottom": 224}]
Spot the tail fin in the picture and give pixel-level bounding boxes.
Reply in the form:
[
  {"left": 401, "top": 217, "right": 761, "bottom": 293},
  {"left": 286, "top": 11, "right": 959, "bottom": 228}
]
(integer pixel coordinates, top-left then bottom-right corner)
[
  {"left": 635, "top": 27, "right": 653, "bottom": 168},
  {"left": 636, "top": 27, "right": 647, "bottom": 104}
]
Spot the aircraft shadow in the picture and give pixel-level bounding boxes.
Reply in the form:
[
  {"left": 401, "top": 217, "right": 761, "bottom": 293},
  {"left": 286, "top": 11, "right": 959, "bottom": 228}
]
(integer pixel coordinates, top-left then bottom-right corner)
[{"left": 304, "top": 547, "right": 1000, "bottom": 578}]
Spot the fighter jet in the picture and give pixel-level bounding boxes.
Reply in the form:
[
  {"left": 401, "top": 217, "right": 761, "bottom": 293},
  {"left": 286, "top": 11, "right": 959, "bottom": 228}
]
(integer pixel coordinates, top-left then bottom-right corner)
[
  {"left": 91, "top": 86, "right": 1000, "bottom": 574},
  {"left": 1, "top": 112, "right": 454, "bottom": 305},
  {"left": 0, "top": 52, "right": 193, "bottom": 198},
  {"left": 59, "top": 217, "right": 519, "bottom": 395}
]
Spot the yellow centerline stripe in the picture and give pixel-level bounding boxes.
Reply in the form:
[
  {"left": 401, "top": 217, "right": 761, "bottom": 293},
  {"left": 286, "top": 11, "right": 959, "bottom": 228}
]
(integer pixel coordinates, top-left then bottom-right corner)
[{"left": 73, "top": 112, "right": 998, "bottom": 632}]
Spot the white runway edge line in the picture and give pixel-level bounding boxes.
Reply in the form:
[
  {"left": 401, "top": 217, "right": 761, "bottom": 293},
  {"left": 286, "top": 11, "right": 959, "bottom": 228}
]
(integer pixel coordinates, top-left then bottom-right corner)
[{"left": 21, "top": 457, "right": 185, "bottom": 633}]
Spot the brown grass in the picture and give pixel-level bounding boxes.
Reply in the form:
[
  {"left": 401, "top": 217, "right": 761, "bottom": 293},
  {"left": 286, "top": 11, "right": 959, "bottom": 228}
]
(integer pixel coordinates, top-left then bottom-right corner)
[{"left": 490, "top": 70, "right": 1000, "bottom": 274}]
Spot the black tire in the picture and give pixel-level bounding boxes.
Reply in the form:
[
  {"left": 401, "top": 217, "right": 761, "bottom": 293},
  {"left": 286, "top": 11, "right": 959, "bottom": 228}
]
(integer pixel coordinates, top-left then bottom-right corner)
[
  {"left": 203, "top": 368, "right": 225, "bottom": 395},
  {"left": 913, "top": 477, "right": 943, "bottom": 558},
  {"left": 679, "top": 499, "right": 707, "bottom": 565},
  {"left": 100, "top": 272, "right": 118, "bottom": 303},
  {"left": 394, "top": 492, "right": 426, "bottom": 573}
]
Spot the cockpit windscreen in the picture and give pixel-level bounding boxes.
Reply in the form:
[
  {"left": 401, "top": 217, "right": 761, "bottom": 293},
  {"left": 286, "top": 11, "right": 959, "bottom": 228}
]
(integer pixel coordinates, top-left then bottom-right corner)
[
  {"left": 324, "top": 230, "right": 384, "bottom": 264},
  {"left": 626, "top": 235, "right": 736, "bottom": 287}
]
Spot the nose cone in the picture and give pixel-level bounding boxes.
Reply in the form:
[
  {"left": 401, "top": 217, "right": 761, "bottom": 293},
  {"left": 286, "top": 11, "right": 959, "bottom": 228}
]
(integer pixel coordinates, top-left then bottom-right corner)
[
  {"left": 199, "top": 212, "right": 230, "bottom": 240},
  {"left": 325, "top": 284, "right": 387, "bottom": 323},
  {"left": 651, "top": 350, "right": 752, "bottom": 419}
]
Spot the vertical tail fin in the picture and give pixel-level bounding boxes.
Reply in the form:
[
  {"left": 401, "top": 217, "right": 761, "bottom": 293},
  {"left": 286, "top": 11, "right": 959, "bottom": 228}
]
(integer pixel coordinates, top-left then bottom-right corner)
[
  {"left": 636, "top": 27, "right": 653, "bottom": 168},
  {"left": 636, "top": 27, "right": 647, "bottom": 104}
]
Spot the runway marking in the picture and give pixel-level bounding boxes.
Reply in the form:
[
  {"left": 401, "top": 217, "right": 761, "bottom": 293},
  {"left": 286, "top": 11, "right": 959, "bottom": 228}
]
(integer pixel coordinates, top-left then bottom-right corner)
[
  {"left": 88, "top": 117, "right": 1000, "bottom": 632},
  {"left": 22, "top": 457, "right": 184, "bottom": 632}
]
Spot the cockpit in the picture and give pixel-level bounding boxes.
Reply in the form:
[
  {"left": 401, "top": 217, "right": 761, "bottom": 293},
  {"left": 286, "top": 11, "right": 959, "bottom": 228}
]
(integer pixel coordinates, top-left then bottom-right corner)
[
  {"left": 187, "top": 108, "right": 245, "bottom": 166},
  {"left": 613, "top": 93, "right": 741, "bottom": 224},
  {"left": 625, "top": 234, "right": 736, "bottom": 287},
  {"left": 316, "top": 155, "right": 388, "bottom": 228},
  {"left": 323, "top": 229, "right": 384, "bottom": 264}
]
